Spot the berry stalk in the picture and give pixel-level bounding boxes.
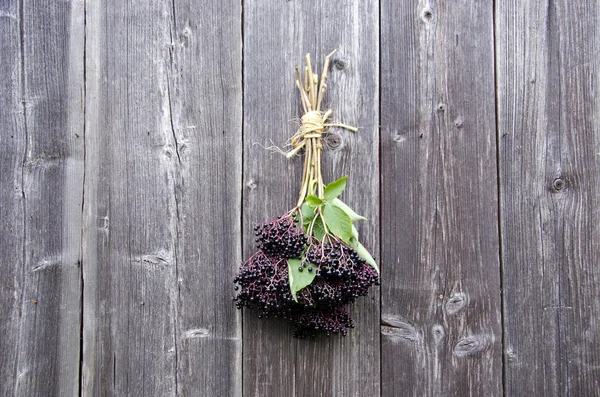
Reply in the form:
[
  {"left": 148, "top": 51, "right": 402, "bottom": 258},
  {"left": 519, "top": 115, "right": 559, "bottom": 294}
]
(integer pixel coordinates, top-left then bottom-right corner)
[{"left": 292, "top": 50, "right": 357, "bottom": 207}]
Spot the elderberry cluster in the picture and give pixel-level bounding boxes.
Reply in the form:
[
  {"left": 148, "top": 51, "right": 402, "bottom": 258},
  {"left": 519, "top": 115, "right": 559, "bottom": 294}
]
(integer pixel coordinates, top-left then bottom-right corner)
[
  {"left": 291, "top": 306, "right": 354, "bottom": 339},
  {"left": 234, "top": 213, "right": 379, "bottom": 339},
  {"left": 254, "top": 214, "right": 308, "bottom": 258},
  {"left": 233, "top": 251, "right": 295, "bottom": 318}
]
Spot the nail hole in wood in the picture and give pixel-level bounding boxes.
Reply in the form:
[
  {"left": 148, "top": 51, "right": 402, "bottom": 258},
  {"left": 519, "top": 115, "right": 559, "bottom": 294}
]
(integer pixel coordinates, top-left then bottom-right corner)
[{"left": 422, "top": 9, "right": 433, "bottom": 22}]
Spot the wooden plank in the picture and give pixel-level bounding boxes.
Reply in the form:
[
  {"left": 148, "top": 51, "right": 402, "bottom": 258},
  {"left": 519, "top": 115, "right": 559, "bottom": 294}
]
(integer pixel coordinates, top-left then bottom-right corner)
[
  {"left": 496, "top": 1, "right": 600, "bottom": 395},
  {"left": 0, "top": 1, "right": 85, "bottom": 396},
  {"left": 380, "top": 1, "right": 502, "bottom": 396},
  {"left": 82, "top": 0, "right": 243, "bottom": 395},
  {"left": 0, "top": 2, "right": 26, "bottom": 393},
  {"left": 0, "top": 1, "right": 84, "bottom": 396},
  {"left": 82, "top": 2, "right": 177, "bottom": 395},
  {"left": 242, "top": 1, "right": 380, "bottom": 396},
  {"left": 168, "top": 0, "right": 243, "bottom": 396}
]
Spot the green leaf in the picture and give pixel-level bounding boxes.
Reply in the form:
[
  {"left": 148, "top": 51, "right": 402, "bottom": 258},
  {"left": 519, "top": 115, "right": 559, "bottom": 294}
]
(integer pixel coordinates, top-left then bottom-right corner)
[
  {"left": 301, "top": 203, "right": 315, "bottom": 223},
  {"left": 331, "top": 198, "right": 367, "bottom": 222},
  {"left": 301, "top": 204, "right": 315, "bottom": 234},
  {"left": 322, "top": 203, "right": 353, "bottom": 243},
  {"left": 305, "top": 195, "right": 324, "bottom": 208},
  {"left": 288, "top": 258, "right": 317, "bottom": 302},
  {"left": 351, "top": 225, "right": 359, "bottom": 240},
  {"left": 324, "top": 176, "right": 348, "bottom": 201},
  {"left": 311, "top": 217, "right": 326, "bottom": 240},
  {"left": 350, "top": 238, "right": 380, "bottom": 274}
]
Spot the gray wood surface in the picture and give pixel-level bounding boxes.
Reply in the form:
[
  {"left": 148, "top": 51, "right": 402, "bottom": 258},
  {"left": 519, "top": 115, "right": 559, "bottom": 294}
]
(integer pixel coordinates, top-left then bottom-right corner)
[
  {"left": 496, "top": 1, "right": 600, "bottom": 395},
  {"left": 82, "top": 1, "right": 242, "bottom": 396},
  {"left": 2, "top": 0, "right": 600, "bottom": 395},
  {"left": 242, "top": 1, "right": 380, "bottom": 396},
  {"left": 380, "top": 1, "right": 503, "bottom": 395},
  {"left": 0, "top": 1, "right": 84, "bottom": 396},
  {"left": 169, "top": 1, "right": 242, "bottom": 396}
]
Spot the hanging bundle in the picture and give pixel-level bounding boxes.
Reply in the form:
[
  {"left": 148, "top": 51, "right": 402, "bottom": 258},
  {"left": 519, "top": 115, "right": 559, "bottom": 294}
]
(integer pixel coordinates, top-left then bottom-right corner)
[{"left": 234, "top": 51, "right": 379, "bottom": 339}]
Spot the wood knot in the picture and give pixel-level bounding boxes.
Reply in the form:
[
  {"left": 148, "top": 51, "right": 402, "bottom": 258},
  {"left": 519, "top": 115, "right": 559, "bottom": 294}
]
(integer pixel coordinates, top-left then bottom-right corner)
[
  {"left": 445, "top": 292, "right": 468, "bottom": 315},
  {"left": 552, "top": 177, "right": 566, "bottom": 192},
  {"left": 453, "top": 336, "right": 487, "bottom": 357},
  {"left": 97, "top": 216, "right": 109, "bottom": 230},
  {"left": 432, "top": 325, "right": 445, "bottom": 343},
  {"left": 506, "top": 348, "right": 517, "bottom": 363},
  {"left": 333, "top": 59, "right": 346, "bottom": 70},
  {"left": 184, "top": 328, "right": 211, "bottom": 339},
  {"left": 180, "top": 26, "right": 192, "bottom": 47},
  {"left": 381, "top": 316, "right": 420, "bottom": 342},
  {"left": 325, "top": 133, "right": 342, "bottom": 148},
  {"left": 393, "top": 133, "right": 406, "bottom": 144}
]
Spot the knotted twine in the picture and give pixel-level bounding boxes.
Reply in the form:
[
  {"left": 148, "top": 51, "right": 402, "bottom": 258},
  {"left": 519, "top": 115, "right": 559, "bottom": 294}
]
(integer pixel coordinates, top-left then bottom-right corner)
[{"left": 285, "top": 109, "right": 357, "bottom": 159}]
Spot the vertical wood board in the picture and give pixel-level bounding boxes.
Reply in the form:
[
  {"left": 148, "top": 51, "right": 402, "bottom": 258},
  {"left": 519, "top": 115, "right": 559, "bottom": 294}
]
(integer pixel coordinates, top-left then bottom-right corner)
[
  {"left": 169, "top": 0, "right": 243, "bottom": 396},
  {"left": 380, "top": 1, "right": 502, "bottom": 395},
  {"left": 83, "top": 1, "right": 243, "bottom": 396},
  {"left": 0, "top": 1, "right": 85, "bottom": 396},
  {"left": 496, "top": 1, "right": 600, "bottom": 395},
  {"left": 83, "top": 2, "right": 180, "bottom": 395},
  {"left": 242, "top": 0, "right": 380, "bottom": 396}
]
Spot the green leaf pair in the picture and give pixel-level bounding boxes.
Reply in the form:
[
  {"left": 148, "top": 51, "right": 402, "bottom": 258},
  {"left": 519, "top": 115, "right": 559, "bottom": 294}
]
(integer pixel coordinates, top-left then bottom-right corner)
[
  {"left": 304, "top": 176, "right": 363, "bottom": 245},
  {"left": 300, "top": 203, "right": 326, "bottom": 240},
  {"left": 315, "top": 176, "right": 379, "bottom": 274},
  {"left": 304, "top": 175, "right": 349, "bottom": 208},
  {"left": 291, "top": 175, "right": 379, "bottom": 301}
]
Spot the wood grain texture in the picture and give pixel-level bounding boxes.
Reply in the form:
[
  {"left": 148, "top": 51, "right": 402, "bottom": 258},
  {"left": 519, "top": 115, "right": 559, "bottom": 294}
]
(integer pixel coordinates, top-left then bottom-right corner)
[
  {"left": 380, "top": 1, "right": 502, "bottom": 396},
  {"left": 0, "top": 1, "right": 85, "bottom": 396},
  {"left": 496, "top": 1, "right": 600, "bottom": 395},
  {"left": 169, "top": 0, "right": 243, "bottom": 396},
  {"left": 242, "top": 1, "right": 380, "bottom": 396},
  {"left": 0, "top": 4, "right": 24, "bottom": 393},
  {"left": 82, "top": 1, "right": 242, "bottom": 395},
  {"left": 83, "top": 2, "right": 177, "bottom": 394},
  {"left": 4, "top": 1, "right": 600, "bottom": 395}
]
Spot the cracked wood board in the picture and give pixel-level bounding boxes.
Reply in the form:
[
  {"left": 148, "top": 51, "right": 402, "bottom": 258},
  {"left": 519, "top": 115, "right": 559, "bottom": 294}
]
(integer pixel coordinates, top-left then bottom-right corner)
[
  {"left": 0, "top": 1, "right": 84, "bottom": 396},
  {"left": 82, "top": 1, "right": 242, "bottom": 395},
  {"left": 380, "top": 1, "right": 502, "bottom": 395}
]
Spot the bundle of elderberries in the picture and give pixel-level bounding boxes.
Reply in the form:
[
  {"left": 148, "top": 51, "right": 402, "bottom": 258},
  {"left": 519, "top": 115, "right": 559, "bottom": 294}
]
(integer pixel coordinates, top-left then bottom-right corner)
[{"left": 234, "top": 51, "right": 379, "bottom": 339}]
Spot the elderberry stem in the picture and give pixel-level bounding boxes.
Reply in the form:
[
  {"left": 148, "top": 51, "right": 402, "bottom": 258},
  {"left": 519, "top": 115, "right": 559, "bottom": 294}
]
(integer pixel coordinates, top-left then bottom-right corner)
[{"left": 295, "top": 52, "right": 331, "bottom": 205}]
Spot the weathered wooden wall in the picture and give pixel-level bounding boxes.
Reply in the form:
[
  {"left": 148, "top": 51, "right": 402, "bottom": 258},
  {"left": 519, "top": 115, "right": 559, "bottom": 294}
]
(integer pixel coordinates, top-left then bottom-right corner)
[{"left": 1, "top": 0, "right": 599, "bottom": 396}]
